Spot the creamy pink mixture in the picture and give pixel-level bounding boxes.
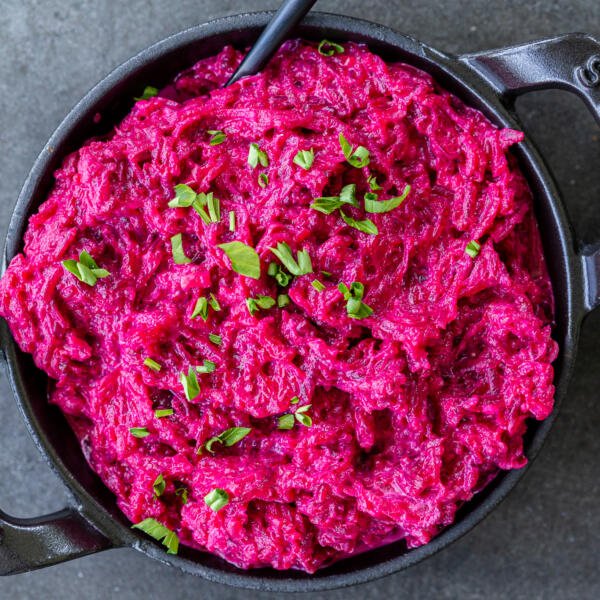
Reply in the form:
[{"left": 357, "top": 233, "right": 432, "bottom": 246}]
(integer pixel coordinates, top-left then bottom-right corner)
[{"left": 0, "top": 40, "right": 557, "bottom": 571}]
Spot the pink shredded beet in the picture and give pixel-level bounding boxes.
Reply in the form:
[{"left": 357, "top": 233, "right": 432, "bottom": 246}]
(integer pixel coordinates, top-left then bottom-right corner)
[{"left": 0, "top": 40, "right": 557, "bottom": 572}]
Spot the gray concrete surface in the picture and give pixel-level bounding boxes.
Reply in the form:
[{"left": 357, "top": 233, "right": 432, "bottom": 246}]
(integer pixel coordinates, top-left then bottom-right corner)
[{"left": 0, "top": 1, "right": 599, "bottom": 598}]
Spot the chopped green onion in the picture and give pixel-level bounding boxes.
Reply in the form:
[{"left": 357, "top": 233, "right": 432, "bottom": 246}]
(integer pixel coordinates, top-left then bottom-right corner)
[
  {"left": 278, "top": 414, "right": 295, "bottom": 430},
  {"left": 180, "top": 367, "right": 200, "bottom": 401},
  {"left": 208, "top": 333, "right": 222, "bottom": 346},
  {"left": 339, "top": 133, "right": 370, "bottom": 168},
  {"left": 277, "top": 294, "right": 290, "bottom": 308},
  {"left": 205, "top": 426, "right": 251, "bottom": 453},
  {"left": 293, "top": 149, "right": 315, "bottom": 170},
  {"left": 144, "top": 357, "right": 162, "bottom": 372},
  {"left": 191, "top": 296, "right": 209, "bottom": 320},
  {"left": 258, "top": 173, "right": 269, "bottom": 188},
  {"left": 196, "top": 359, "right": 216, "bottom": 374},
  {"left": 248, "top": 143, "right": 269, "bottom": 169},
  {"left": 204, "top": 488, "right": 229, "bottom": 512},
  {"left": 229, "top": 210, "right": 236, "bottom": 232},
  {"left": 465, "top": 240, "right": 481, "bottom": 258},
  {"left": 153, "top": 474, "right": 166, "bottom": 497},
  {"left": 168, "top": 184, "right": 196, "bottom": 208},
  {"left": 170, "top": 233, "right": 192, "bottom": 264},
  {"left": 311, "top": 279, "right": 325, "bottom": 292},
  {"left": 130, "top": 427, "right": 150, "bottom": 438},
  {"left": 62, "top": 250, "right": 110, "bottom": 287},
  {"left": 207, "top": 130, "right": 226, "bottom": 145},
  {"left": 208, "top": 293, "right": 221, "bottom": 311},
  {"left": 154, "top": 408, "right": 173, "bottom": 418},
  {"left": 318, "top": 39, "right": 344, "bottom": 56},
  {"left": 368, "top": 175, "right": 382, "bottom": 191},
  {"left": 175, "top": 487, "right": 188, "bottom": 504},
  {"left": 364, "top": 185, "right": 411, "bottom": 213},
  {"left": 134, "top": 86, "right": 159, "bottom": 101},
  {"left": 131, "top": 518, "right": 179, "bottom": 554},
  {"left": 340, "top": 210, "right": 378, "bottom": 235},
  {"left": 218, "top": 241, "right": 261, "bottom": 279},
  {"left": 269, "top": 242, "right": 312, "bottom": 276}
]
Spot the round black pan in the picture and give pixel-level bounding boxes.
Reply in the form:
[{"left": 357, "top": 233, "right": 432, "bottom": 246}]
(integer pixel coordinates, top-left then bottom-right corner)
[{"left": 1, "top": 11, "right": 599, "bottom": 593}]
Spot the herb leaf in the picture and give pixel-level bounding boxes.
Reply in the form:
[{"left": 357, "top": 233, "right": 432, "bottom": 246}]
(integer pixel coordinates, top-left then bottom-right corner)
[
  {"left": 196, "top": 360, "right": 216, "bottom": 374},
  {"left": 205, "top": 426, "right": 251, "bottom": 453},
  {"left": 269, "top": 242, "right": 312, "bottom": 276},
  {"left": 144, "top": 357, "right": 162, "bottom": 372},
  {"left": 204, "top": 488, "right": 229, "bottom": 512},
  {"left": 277, "top": 294, "right": 290, "bottom": 308},
  {"left": 154, "top": 408, "right": 173, "bottom": 418},
  {"left": 339, "top": 184, "right": 359, "bottom": 207},
  {"left": 364, "top": 185, "right": 411, "bottom": 213},
  {"left": 168, "top": 184, "right": 196, "bottom": 208},
  {"left": 368, "top": 175, "right": 382, "bottom": 191},
  {"left": 258, "top": 173, "right": 269, "bottom": 188},
  {"left": 208, "top": 333, "right": 222, "bottom": 346},
  {"left": 465, "top": 240, "right": 481, "bottom": 258},
  {"left": 312, "top": 279, "right": 325, "bottom": 292},
  {"left": 218, "top": 241, "right": 260, "bottom": 279},
  {"left": 318, "top": 39, "right": 344, "bottom": 56},
  {"left": 171, "top": 233, "right": 192, "bottom": 264},
  {"left": 229, "top": 210, "right": 236, "bottom": 232},
  {"left": 134, "top": 86, "right": 159, "bottom": 101},
  {"left": 278, "top": 414, "right": 295, "bottom": 430},
  {"left": 246, "top": 295, "right": 276, "bottom": 316},
  {"left": 207, "top": 130, "right": 226, "bottom": 145},
  {"left": 248, "top": 143, "right": 269, "bottom": 169},
  {"left": 62, "top": 251, "right": 110, "bottom": 286},
  {"left": 338, "top": 280, "right": 373, "bottom": 319},
  {"left": 268, "top": 262, "right": 291, "bottom": 287},
  {"left": 191, "top": 296, "right": 209, "bottom": 320},
  {"left": 180, "top": 367, "right": 200, "bottom": 401},
  {"left": 340, "top": 210, "right": 378, "bottom": 235},
  {"left": 131, "top": 518, "right": 179, "bottom": 554},
  {"left": 175, "top": 487, "right": 188, "bottom": 504},
  {"left": 208, "top": 293, "right": 221, "bottom": 311},
  {"left": 130, "top": 427, "right": 150, "bottom": 438},
  {"left": 293, "top": 149, "right": 315, "bottom": 170},
  {"left": 310, "top": 196, "right": 344, "bottom": 214},
  {"left": 153, "top": 474, "right": 166, "bottom": 497},
  {"left": 339, "top": 133, "right": 370, "bottom": 168}
]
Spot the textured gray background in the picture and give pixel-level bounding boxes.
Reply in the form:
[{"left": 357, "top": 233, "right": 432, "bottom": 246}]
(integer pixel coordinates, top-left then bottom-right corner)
[{"left": 1, "top": 1, "right": 599, "bottom": 598}]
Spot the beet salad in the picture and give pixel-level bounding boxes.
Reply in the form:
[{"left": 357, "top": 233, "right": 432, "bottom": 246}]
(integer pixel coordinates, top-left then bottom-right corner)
[{"left": 0, "top": 39, "right": 558, "bottom": 572}]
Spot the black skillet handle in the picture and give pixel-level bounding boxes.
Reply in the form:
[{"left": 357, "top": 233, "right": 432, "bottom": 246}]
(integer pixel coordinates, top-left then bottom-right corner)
[
  {"left": 459, "top": 33, "right": 600, "bottom": 314},
  {"left": 0, "top": 506, "right": 112, "bottom": 575}
]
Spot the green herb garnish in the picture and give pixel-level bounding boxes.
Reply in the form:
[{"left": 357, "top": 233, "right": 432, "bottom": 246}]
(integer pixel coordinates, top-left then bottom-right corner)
[
  {"left": 258, "top": 173, "right": 269, "bottom": 188},
  {"left": 196, "top": 360, "right": 216, "bottom": 374},
  {"left": 269, "top": 242, "right": 312, "bottom": 276},
  {"left": 294, "top": 404, "right": 313, "bottom": 427},
  {"left": 268, "top": 262, "right": 291, "bottom": 287},
  {"left": 175, "top": 487, "right": 188, "bottom": 504},
  {"left": 218, "top": 241, "right": 261, "bottom": 279},
  {"left": 277, "top": 414, "right": 295, "bottom": 430},
  {"left": 246, "top": 295, "right": 276, "bottom": 316},
  {"left": 168, "top": 184, "right": 197, "bottom": 208},
  {"left": 293, "top": 149, "right": 315, "bottom": 170},
  {"left": 290, "top": 396, "right": 300, "bottom": 404},
  {"left": 131, "top": 518, "right": 179, "bottom": 555},
  {"left": 205, "top": 426, "right": 251, "bottom": 453},
  {"left": 338, "top": 281, "right": 374, "bottom": 319},
  {"left": 153, "top": 474, "right": 166, "bottom": 497},
  {"left": 310, "top": 184, "right": 357, "bottom": 214},
  {"left": 208, "top": 293, "right": 221, "bottom": 311},
  {"left": 339, "top": 133, "right": 370, "bottom": 168},
  {"left": 367, "top": 175, "right": 382, "bottom": 191},
  {"left": 318, "top": 39, "right": 344, "bottom": 56},
  {"left": 311, "top": 280, "right": 325, "bottom": 292},
  {"left": 208, "top": 130, "right": 226, "bottom": 145},
  {"left": 248, "top": 143, "right": 269, "bottom": 169},
  {"left": 130, "top": 427, "right": 150, "bottom": 438},
  {"left": 364, "top": 185, "right": 411, "bottom": 213},
  {"left": 465, "top": 240, "right": 481, "bottom": 258},
  {"left": 340, "top": 210, "right": 378, "bottom": 235},
  {"left": 277, "top": 294, "right": 290, "bottom": 308},
  {"left": 144, "top": 357, "right": 162, "bottom": 372},
  {"left": 154, "top": 408, "right": 173, "bottom": 418},
  {"left": 339, "top": 183, "right": 359, "bottom": 206},
  {"left": 62, "top": 250, "right": 110, "bottom": 286},
  {"left": 170, "top": 233, "right": 192, "bottom": 264},
  {"left": 208, "top": 333, "right": 222, "bottom": 346},
  {"left": 134, "top": 86, "right": 159, "bottom": 101},
  {"left": 229, "top": 210, "right": 236, "bottom": 232},
  {"left": 191, "top": 296, "right": 209, "bottom": 320},
  {"left": 204, "top": 488, "right": 229, "bottom": 512},
  {"left": 180, "top": 367, "right": 200, "bottom": 401}
]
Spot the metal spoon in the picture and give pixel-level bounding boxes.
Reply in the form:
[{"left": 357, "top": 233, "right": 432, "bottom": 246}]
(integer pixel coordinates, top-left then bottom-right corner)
[{"left": 226, "top": 0, "right": 318, "bottom": 86}]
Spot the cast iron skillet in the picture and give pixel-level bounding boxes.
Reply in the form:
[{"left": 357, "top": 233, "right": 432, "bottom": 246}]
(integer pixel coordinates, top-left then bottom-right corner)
[{"left": 1, "top": 11, "right": 600, "bottom": 593}]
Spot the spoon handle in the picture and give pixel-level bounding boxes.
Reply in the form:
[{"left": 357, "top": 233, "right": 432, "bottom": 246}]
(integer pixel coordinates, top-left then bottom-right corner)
[{"left": 226, "top": 0, "right": 318, "bottom": 86}]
